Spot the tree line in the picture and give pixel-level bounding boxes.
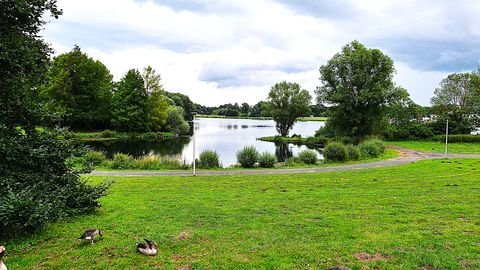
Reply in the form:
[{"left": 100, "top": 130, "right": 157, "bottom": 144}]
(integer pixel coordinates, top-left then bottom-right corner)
[{"left": 39, "top": 45, "right": 203, "bottom": 134}]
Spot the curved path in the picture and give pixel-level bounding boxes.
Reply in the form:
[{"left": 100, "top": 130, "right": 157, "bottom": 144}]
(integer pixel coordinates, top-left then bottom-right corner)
[{"left": 89, "top": 147, "right": 480, "bottom": 177}]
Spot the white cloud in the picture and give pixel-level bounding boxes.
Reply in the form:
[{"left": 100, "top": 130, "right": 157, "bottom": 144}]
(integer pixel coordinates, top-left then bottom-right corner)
[{"left": 42, "top": 0, "right": 480, "bottom": 106}]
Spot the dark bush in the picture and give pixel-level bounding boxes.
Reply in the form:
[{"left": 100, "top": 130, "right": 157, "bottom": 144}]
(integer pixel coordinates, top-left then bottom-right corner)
[
  {"left": 305, "top": 136, "right": 328, "bottom": 147},
  {"left": 258, "top": 151, "right": 277, "bottom": 168},
  {"left": 236, "top": 146, "right": 259, "bottom": 168},
  {"left": 0, "top": 127, "right": 110, "bottom": 237},
  {"left": 323, "top": 142, "right": 348, "bottom": 162},
  {"left": 198, "top": 150, "right": 220, "bottom": 168}
]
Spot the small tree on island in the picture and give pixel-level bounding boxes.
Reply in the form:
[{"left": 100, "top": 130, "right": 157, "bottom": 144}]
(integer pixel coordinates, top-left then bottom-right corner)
[
  {"left": 316, "top": 41, "right": 403, "bottom": 139},
  {"left": 267, "top": 81, "right": 312, "bottom": 137}
]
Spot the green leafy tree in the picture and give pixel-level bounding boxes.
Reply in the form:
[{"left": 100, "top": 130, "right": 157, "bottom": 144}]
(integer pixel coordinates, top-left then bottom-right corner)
[
  {"left": 267, "top": 81, "right": 311, "bottom": 136},
  {"left": 0, "top": 0, "right": 109, "bottom": 237},
  {"left": 166, "top": 106, "right": 190, "bottom": 135},
  {"left": 430, "top": 71, "right": 480, "bottom": 134},
  {"left": 142, "top": 65, "right": 163, "bottom": 95},
  {"left": 165, "top": 92, "right": 195, "bottom": 120},
  {"left": 142, "top": 66, "right": 169, "bottom": 131},
  {"left": 111, "top": 69, "right": 149, "bottom": 132},
  {"left": 40, "top": 45, "right": 113, "bottom": 129},
  {"left": 316, "top": 41, "right": 398, "bottom": 138}
]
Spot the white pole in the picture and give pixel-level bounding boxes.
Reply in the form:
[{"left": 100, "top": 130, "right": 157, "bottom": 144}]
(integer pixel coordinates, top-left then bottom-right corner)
[
  {"left": 444, "top": 118, "right": 449, "bottom": 158},
  {"left": 193, "top": 113, "right": 196, "bottom": 176}
]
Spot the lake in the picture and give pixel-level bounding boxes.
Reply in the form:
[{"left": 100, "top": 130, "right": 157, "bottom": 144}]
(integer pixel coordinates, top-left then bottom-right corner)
[{"left": 86, "top": 118, "right": 325, "bottom": 167}]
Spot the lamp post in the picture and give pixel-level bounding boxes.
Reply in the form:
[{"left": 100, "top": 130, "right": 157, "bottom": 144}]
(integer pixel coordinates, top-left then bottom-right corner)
[
  {"left": 444, "top": 113, "right": 452, "bottom": 158},
  {"left": 192, "top": 112, "right": 197, "bottom": 176}
]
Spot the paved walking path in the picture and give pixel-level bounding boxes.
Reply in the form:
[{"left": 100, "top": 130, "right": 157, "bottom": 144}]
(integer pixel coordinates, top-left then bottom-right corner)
[{"left": 89, "top": 147, "right": 480, "bottom": 177}]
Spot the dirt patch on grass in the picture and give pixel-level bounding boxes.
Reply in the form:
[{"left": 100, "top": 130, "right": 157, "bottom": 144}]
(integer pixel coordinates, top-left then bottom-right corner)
[
  {"left": 420, "top": 266, "right": 440, "bottom": 270},
  {"left": 170, "top": 254, "right": 183, "bottom": 262},
  {"left": 177, "top": 231, "right": 191, "bottom": 240},
  {"left": 326, "top": 266, "right": 350, "bottom": 270},
  {"left": 176, "top": 265, "right": 192, "bottom": 270},
  {"left": 353, "top": 252, "right": 391, "bottom": 262}
]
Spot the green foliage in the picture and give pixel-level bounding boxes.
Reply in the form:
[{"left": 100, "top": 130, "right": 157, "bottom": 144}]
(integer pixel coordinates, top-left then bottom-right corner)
[
  {"left": 236, "top": 146, "right": 259, "bottom": 168},
  {"left": 0, "top": 0, "right": 109, "bottom": 238},
  {"left": 359, "top": 139, "right": 386, "bottom": 158},
  {"left": 297, "top": 149, "right": 318, "bottom": 164},
  {"left": 84, "top": 150, "right": 107, "bottom": 167},
  {"left": 316, "top": 41, "right": 399, "bottom": 138},
  {"left": 165, "top": 92, "right": 195, "bottom": 120},
  {"left": 267, "top": 81, "right": 312, "bottom": 136},
  {"left": 110, "top": 153, "right": 134, "bottom": 169},
  {"left": 111, "top": 69, "right": 149, "bottom": 132},
  {"left": 166, "top": 106, "right": 190, "bottom": 135},
  {"left": 198, "top": 150, "right": 221, "bottom": 169},
  {"left": 432, "top": 134, "right": 480, "bottom": 143},
  {"left": 305, "top": 136, "right": 328, "bottom": 147},
  {"left": 346, "top": 144, "right": 361, "bottom": 160},
  {"left": 323, "top": 142, "right": 348, "bottom": 162},
  {"left": 104, "top": 154, "right": 189, "bottom": 170},
  {"left": 258, "top": 151, "right": 277, "bottom": 168},
  {"left": 384, "top": 123, "right": 434, "bottom": 140},
  {"left": 40, "top": 45, "right": 113, "bottom": 129}
]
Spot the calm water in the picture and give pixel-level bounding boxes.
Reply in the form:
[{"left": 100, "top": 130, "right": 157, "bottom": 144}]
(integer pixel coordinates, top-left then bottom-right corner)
[{"left": 86, "top": 118, "right": 324, "bottom": 167}]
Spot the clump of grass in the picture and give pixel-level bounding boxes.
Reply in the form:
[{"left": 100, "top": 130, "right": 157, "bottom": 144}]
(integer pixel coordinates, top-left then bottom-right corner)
[
  {"left": 297, "top": 149, "right": 319, "bottom": 164},
  {"left": 323, "top": 142, "right": 348, "bottom": 162},
  {"left": 359, "top": 138, "right": 386, "bottom": 158},
  {"left": 258, "top": 151, "right": 277, "bottom": 168},
  {"left": 198, "top": 150, "right": 221, "bottom": 169},
  {"left": 236, "top": 146, "right": 259, "bottom": 168}
]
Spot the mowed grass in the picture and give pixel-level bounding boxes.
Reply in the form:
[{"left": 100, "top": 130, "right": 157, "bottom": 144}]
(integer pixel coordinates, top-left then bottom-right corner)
[
  {"left": 387, "top": 141, "right": 480, "bottom": 154},
  {"left": 4, "top": 159, "right": 480, "bottom": 269}
]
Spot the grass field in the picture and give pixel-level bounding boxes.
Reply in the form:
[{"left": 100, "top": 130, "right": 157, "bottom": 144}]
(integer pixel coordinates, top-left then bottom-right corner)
[
  {"left": 387, "top": 141, "right": 480, "bottom": 154},
  {"left": 4, "top": 158, "right": 480, "bottom": 269}
]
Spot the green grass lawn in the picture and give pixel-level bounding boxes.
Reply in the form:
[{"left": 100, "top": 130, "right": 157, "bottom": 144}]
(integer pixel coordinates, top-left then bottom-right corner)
[
  {"left": 4, "top": 159, "right": 480, "bottom": 269},
  {"left": 387, "top": 141, "right": 480, "bottom": 154}
]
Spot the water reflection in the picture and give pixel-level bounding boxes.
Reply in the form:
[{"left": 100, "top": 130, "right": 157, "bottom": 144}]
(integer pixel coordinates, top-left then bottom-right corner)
[
  {"left": 84, "top": 137, "right": 190, "bottom": 158},
  {"left": 85, "top": 118, "right": 324, "bottom": 166}
]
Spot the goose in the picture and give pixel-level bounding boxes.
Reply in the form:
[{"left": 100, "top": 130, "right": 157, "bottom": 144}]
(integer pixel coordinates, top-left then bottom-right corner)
[
  {"left": 78, "top": 228, "right": 103, "bottom": 244},
  {"left": 136, "top": 238, "right": 158, "bottom": 256},
  {"left": 0, "top": 246, "right": 7, "bottom": 270}
]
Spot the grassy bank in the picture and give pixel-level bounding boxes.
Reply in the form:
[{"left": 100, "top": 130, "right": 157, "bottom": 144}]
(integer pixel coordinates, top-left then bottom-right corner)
[
  {"left": 258, "top": 135, "right": 327, "bottom": 147},
  {"left": 297, "top": 116, "right": 328, "bottom": 121},
  {"left": 387, "top": 141, "right": 480, "bottom": 154},
  {"left": 4, "top": 158, "right": 480, "bottom": 269},
  {"left": 68, "top": 130, "right": 176, "bottom": 141}
]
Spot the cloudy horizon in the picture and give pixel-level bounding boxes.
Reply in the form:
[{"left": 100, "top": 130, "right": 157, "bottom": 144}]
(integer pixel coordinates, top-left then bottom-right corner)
[{"left": 41, "top": 0, "right": 480, "bottom": 106}]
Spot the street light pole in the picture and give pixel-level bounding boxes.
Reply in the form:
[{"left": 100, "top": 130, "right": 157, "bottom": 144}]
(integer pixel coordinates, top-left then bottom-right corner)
[
  {"left": 444, "top": 118, "right": 449, "bottom": 158},
  {"left": 192, "top": 112, "right": 196, "bottom": 176}
]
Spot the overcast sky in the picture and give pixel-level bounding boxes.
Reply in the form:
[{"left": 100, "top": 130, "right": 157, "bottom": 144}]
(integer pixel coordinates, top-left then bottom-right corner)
[{"left": 42, "top": 0, "right": 480, "bottom": 106}]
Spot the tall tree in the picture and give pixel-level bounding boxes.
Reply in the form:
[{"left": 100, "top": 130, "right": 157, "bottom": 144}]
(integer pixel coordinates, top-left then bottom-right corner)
[
  {"left": 0, "top": 0, "right": 108, "bottom": 237},
  {"left": 430, "top": 71, "right": 480, "bottom": 134},
  {"left": 316, "top": 41, "right": 398, "bottom": 138},
  {"left": 142, "top": 65, "right": 163, "bottom": 95},
  {"left": 267, "top": 81, "right": 312, "bottom": 136},
  {"left": 40, "top": 45, "right": 113, "bottom": 129},
  {"left": 111, "top": 69, "right": 149, "bottom": 132},
  {"left": 142, "top": 66, "right": 169, "bottom": 131}
]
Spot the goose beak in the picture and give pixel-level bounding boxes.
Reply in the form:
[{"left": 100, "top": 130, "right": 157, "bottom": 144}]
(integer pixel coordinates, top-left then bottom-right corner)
[{"left": 143, "top": 238, "right": 150, "bottom": 243}]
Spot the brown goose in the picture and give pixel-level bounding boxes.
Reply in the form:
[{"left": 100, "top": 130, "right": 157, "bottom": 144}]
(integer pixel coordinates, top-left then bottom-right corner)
[
  {"left": 78, "top": 228, "right": 103, "bottom": 244},
  {"left": 0, "top": 246, "right": 7, "bottom": 270},
  {"left": 136, "top": 238, "right": 158, "bottom": 256}
]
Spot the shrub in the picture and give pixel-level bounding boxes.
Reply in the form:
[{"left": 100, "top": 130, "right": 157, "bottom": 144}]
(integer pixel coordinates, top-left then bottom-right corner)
[
  {"left": 101, "top": 129, "right": 115, "bottom": 138},
  {"left": 359, "top": 139, "right": 386, "bottom": 158},
  {"left": 258, "top": 151, "right": 277, "bottom": 168},
  {"left": 236, "top": 146, "right": 259, "bottom": 168},
  {"left": 0, "top": 127, "right": 110, "bottom": 237},
  {"left": 84, "top": 150, "right": 107, "bottom": 167},
  {"left": 135, "top": 155, "right": 188, "bottom": 170},
  {"left": 432, "top": 134, "right": 480, "bottom": 143},
  {"left": 346, "top": 144, "right": 361, "bottom": 160},
  {"left": 198, "top": 150, "right": 220, "bottom": 168},
  {"left": 305, "top": 136, "right": 328, "bottom": 147},
  {"left": 323, "top": 142, "right": 348, "bottom": 162},
  {"left": 297, "top": 149, "right": 319, "bottom": 164},
  {"left": 110, "top": 153, "right": 134, "bottom": 169}
]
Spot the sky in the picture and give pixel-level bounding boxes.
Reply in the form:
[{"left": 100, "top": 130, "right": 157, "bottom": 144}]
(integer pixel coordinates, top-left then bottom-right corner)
[{"left": 41, "top": 0, "right": 480, "bottom": 106}]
